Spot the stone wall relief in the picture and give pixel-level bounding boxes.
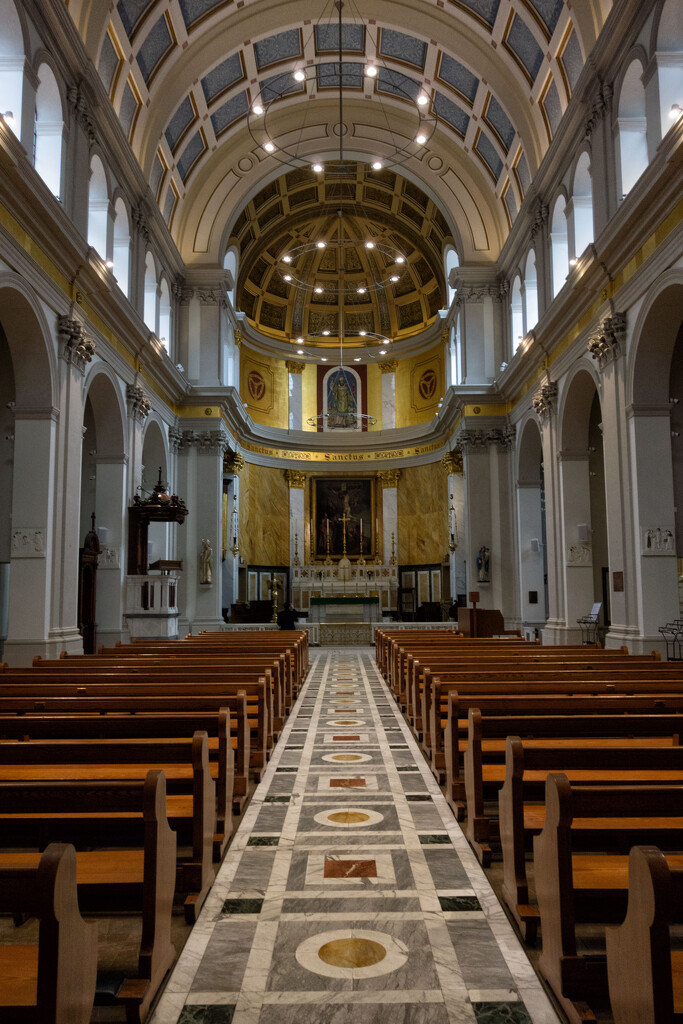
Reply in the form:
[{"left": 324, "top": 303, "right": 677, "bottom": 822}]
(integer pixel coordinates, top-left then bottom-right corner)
[{"left": 641, "top": 527, "right": 675, "bottom": 555}]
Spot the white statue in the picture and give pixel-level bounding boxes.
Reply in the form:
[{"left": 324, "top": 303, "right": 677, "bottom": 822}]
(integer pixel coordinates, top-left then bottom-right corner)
[{"left": 200, "top": 538, "right": 213, "bottom": 584}]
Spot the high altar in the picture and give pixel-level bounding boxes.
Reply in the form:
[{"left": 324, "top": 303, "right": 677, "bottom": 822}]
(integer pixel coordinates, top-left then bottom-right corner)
[{"left": 291, "top": 563, "right": 399, "bottom": 621}]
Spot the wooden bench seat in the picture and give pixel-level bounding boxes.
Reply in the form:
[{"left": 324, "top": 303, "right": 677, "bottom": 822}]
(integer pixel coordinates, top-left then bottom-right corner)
[
  {"left": 445, "top": 693, "right": 683, "bottom": 818},
  {"left": 533, "top": 774, "right": 683, "bottom": 1024},
  {"left": 426, "top": 670, "right": 683, "bottom": 776},
  {"left": 0, "top": 733, "right": 215, "bottom": 922},
  {"left": 0, "top": 771, "right": 176, "bottom": 1024},
  {"left": 0, "top": 677, "right": 271, "bottom": 772},
  {"left": 606, "top": 844, "right": 683, "bottom": 1024},
  {"left": 0, "top": 704, "right": 245, "bottom": 823},
  {"left": 0, "top": 842, "right": 97, "bottom": 1024},
  {"left": 495, "top": 736, "right": 683, "bottom": 942}
]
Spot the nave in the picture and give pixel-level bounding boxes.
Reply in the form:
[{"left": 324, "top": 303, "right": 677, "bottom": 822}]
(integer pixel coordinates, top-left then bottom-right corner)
[{"left": 150, "top": 648, "right": 559, "bottom": 1024}]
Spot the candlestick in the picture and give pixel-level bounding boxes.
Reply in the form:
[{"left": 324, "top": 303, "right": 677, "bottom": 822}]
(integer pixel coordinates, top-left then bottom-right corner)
[
  {"left": 324, "top": 514, "right": 332, "bottom": 565},
  {"left": 358, "top": 516, "right": 365, "bottom": 565},
  {"left": 390, "top": 531, "right": 397, "bottom": 565},
  {"left": 293, "top": 530, "right": 301, "bottom": 566}
]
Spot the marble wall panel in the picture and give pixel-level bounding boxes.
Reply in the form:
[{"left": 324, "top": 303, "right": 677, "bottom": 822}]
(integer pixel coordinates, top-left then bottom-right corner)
[{"left": 397, "top": 462, "right": 448, "bottom": 564}]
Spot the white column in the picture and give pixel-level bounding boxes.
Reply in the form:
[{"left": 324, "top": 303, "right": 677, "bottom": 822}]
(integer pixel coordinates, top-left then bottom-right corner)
[
  {"left": 558, "top": 451, "right": 594, "bottom": 642},
  {"left": 287, "top": 361, "right": 304, "bottom": 430},
  {"left": 379, "top": 470, "right": 400, "bottom": 564},
  {"left": 222, "top": 455, "right": 243, "bottom": 618},
  {"left": 285, "top": 471, "right": 306, "bottom": 568},
  {"left": 443, "top": 452, "right": 466, "bottom": 602},
  {"left": 94, "top": 456, "right": 128, "bottom": 647},
  {"left": 176, "top": 429, "right": 227, "bottom": 634},
  {"left": 379, "top": 360, "right": 397, "bottom": 429}
]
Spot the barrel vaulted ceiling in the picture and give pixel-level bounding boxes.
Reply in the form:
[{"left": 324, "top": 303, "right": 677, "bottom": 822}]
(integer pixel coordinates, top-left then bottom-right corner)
[{"left": 68, "top": 0, "right": 610, "bottom": 287}]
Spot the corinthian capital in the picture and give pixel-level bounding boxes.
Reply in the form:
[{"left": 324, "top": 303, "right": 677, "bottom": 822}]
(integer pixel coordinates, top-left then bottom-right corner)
[{"left": 378, "top": 469, "right": 401, "bottom": 488}]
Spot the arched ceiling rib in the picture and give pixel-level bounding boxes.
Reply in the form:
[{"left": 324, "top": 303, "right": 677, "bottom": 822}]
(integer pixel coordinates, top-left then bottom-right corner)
[{"left": 68, "top": 0, "right": 609, "bottom": 264}]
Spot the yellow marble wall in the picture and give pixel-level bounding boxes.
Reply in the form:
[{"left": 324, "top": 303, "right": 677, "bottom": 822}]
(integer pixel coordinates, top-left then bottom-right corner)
[
  {"left": 301, "top": 363, "right": 317, "bottom": 432},
  {"left": 239, "top": 461, "right": 290, "bottom": 565},
  {"left": 395, "top": 342, "right": 444, "bottom": 428},
  {"left": 240, "top": 347, "right": 288, "bottom": 429},
  {"left": 397, "top": 462, "right": 448, "bottom": 564},
  {"left": 366, "top": 364, "right": 382, "bottom": 430}
]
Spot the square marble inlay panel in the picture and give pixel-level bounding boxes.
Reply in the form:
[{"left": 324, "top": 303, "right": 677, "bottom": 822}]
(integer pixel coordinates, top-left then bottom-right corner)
[
  {"left": 305, "top": 850, "right": 395, "bottom": 887},
  {"left": 316, "top": 774, "right": 378, "bottom": 792}
]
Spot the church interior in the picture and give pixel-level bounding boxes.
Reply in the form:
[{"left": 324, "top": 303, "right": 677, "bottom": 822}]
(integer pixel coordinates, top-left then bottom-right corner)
[{"left": 0, "top": 0, "right": 682, "bottom": 1021}]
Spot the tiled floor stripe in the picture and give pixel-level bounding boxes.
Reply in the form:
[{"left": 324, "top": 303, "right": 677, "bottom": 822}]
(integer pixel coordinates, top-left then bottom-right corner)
[{"left": 150, "top": 649, "right": 560, "bottom": 1024}]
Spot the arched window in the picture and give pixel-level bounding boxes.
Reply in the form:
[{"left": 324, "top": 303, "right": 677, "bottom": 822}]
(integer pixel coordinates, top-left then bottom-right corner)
[
  {"left": 572, "top": 152, "right": 594, "bottom": 258},
  {"left": 0, "top": 1, "right": 24, "bottom": 142},
  {"left": 34, "top": 63, "right": 64, "bottom": 198},
  {"left": 524, "top": 250, "right": 538, "bottom": 332},
  {"left": 158, "top": 278, "right": 171, "bottom": 352},
  {"left": 617, "top": 60, "right": 648, "bottom": 197},
  {"left": 511, "top": 275, "right": 524, "bottom": 348},
  {"left": 445, "top": 246, "right": 459, "bottom": 306},
  {"left": 112, "top": 198, "right": 130, "bottom": 297},
  {"left": 143, "top": 252, "right": 158, "bottom": 332},
  {"left": 655, "top": 0, "right": 683, "bottom": 140},
  {"left": 87, "top": 155, "right": 109, "bottom": 257},
  {"left": 223, "top": 246, "right": 238, "bottom": 308},
  {"left": 550, "top": 195, "right": 569, "bottom": 299}
]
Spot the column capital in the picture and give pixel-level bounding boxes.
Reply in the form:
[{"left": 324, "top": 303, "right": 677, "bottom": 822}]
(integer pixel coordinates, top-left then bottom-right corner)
[
  {"left": 588, "top": 312, "right": 626, "bottom": 370},
  {"left": 286, "top": 360, "right": 305, "bottom": 374},
  {"left": 126, "top": 382, "right": 151, "bottom": 423},
  {"left": 441, "top": 449, "right": 463, "bottom": 474},
  {"left": 532, "top": 380, "right": 558, "bottom": 421},
  {"left": 58, "top": 313, "right": 96, "bottom": 373},
  {"left": 378, "top": 469, "right": 401, "bottom": 488},
  {"left": 378, "top": 360, "right": 398, "bottom": 374},
  {"left": 178, "top": 430, "right": 231, "bottom": 455},
  {"left": 284, "top": 469, "right": 307, "bottom": 488},
  {"left": 234, "top": 329, "right": 243, "bottom": 348},
  {"left": 224, "top": 451, "right": 245, "bottom": 474},
  {"left": 456, "top": 428, "right": 486, "bottom": 451}
]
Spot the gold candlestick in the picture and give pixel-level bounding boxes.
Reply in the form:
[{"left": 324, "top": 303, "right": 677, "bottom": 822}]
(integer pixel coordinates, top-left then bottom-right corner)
[
  {"left": 358, "top": 517, "right": 365, "bottom": 565},
  {"left": 375, "top": 519, "right": 382, "bottom": 564},
  {"left": 390, "top": 531, "right": 397, "bottom": 565},
  {"left": 324, "top": 516, "right": 332, "bottom": 565},
  {"left": 293, "top": 531, "right": 301, "bottom": 566}
]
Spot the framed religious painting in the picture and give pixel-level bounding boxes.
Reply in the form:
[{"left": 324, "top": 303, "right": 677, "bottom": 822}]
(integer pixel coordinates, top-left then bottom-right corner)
[{"left": 312, "top": 476, "right": 376, "bottom": 560}]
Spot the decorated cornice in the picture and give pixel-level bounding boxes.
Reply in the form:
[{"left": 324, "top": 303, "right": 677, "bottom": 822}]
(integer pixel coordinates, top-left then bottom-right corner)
[
  {"left": 286, "top": 361, "right": 305, "bottom": 375},
  {"left": 284, "top": 469, "right": 307, "bottom": 488},
  {"left": 588, "top": 313, "right": 627, "bottom": 369},
  {"left": 378, "top": 469, "right": 401, "bottom": 487},
  {"left": 457, "top": 429, "right": 486, "bottom": 451},
  {"left": 126, "top": 382, "right": 151, "bottom": 423},
  {"left": 234, "top": 329, "right": 243, "bottom": 349},
  {"left": 57, "top": 313, "right": 96, "bottom": 373},
  {"left": 532, "top": 380, "right": 559, "bottom": 421}
]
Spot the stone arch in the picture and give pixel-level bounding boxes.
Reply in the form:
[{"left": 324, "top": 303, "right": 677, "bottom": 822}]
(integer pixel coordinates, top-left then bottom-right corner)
[
  {"left": 141, "top": 418, "right": 170, "bottom": 566},
  {"left": 143, "top": 250, "right": 158, "bottom": 332},
  {"left": 516, "top": 415, "right": 547, "bottom": 625},
  {"left": 524, "top": 248, "right": 538, "bottom": 331},
  {"left": 558, "top": 365, "right": 607, "bottom": 637},
  {"left": 223, "top": 245, "right": 238, "bottom": 308},
  {"left": 444, "top": 245, "right": 460, "bottom": 307},
  {"left": 0, "top": 273, "right": 56, "bottom": 409},
  {"left": 158, "top": 276, "right": 172, "bottom": 352},
  {"left": 510, "top": 273, "right": 524, "bottom": 350}
]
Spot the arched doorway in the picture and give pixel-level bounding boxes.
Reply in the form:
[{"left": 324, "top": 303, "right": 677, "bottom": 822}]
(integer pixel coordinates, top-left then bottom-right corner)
[
  {"left": 516, "top": 417, "right": 548, "bottom": 632},
  {"left": 0, "top": 278, "right": 57, "bottom": 664},
  {"left": 81, "top": 368, "right": 127, "bottom": 649},
  {"left": 629, "top": 277, "right": 683, "bottom": 644},
  {"left": 558, "top": 367, "right": 608, "bottom": 639},
  {"left": 141, "top": 419, "right": 170, "bottom": 569}
]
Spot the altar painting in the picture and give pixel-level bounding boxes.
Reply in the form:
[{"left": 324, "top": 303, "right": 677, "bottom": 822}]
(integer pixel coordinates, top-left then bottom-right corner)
[{"left": 313, "top": 477, "right": 375, "bottom": 559}]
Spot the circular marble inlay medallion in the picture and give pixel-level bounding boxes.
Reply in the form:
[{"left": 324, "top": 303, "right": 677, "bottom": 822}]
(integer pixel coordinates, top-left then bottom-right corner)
[
  {"left": 322, "top": 752, "right": 372, "bottom": 764},
  {"left": 326, "top": 719, "right": 365, "bottom": 727},
  {"left": 295, "top": 929, "right": 409, "bottom": 979},
  {"left": 319, "top": 937, "right": 386, "bottom": 967},
  {"left": 313, "top": 806, "right": 384, "bottom": 828}
]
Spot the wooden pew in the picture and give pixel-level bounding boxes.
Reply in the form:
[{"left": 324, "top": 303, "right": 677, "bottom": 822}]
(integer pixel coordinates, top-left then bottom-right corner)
[
  {"left": 0, "top": 676, "right": 271, "bottom": 773},
  {"left": 445, "top": 691, "right": 683, "bottom": 820},
  {"left": 0, "top": 771, "right": 177, "bottom": 1024},
  {"left": 605, "top": 844, "right": 683, "bottom": 1024},
  {"left": 0, "top": 703, "right": 244, "bottom": 826},
  {"left": 533, "top": 773, "right": 683, "bottom": 1024},
  {"left": 495, "top": 735, "right": 683, "bottom": 941},
  {"left": 26, "top": 658, "right": 285, "bottom": 735},
  {"left": 427, "top": 665, "right": 683, "bottom": 776},
  {"left": 0, "top": 843, "right": 97, "bottom": 1024},
  {"left": 0, "top": 732, "right": 215, "bottom": 922}
]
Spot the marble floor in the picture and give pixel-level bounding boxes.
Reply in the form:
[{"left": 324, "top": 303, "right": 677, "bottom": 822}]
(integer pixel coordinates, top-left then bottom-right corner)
[{"left": 150, "top": 648, "right": 562, "bottom": 1024}]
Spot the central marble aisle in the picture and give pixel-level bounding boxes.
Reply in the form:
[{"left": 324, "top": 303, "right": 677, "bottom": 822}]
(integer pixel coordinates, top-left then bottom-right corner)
[{"left": 150, "top": 648, "right": 561, "bottom": 1024}]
